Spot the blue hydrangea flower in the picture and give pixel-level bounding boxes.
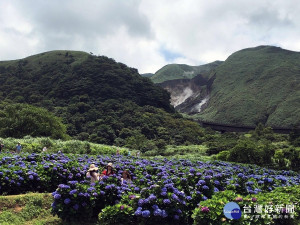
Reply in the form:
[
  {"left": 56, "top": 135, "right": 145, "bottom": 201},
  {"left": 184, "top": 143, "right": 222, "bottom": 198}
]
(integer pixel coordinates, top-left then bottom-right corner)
[
  {"left": 69, "top": 189, "right": 77, "bottom": 195},
  {"left": 148, "top": 194, "right": 157, "bottom": 201},
  {"left": 163, "top": 199, "right": 171, "bottom": 204},
  {"left": 186, "top": 196, "right": 192, "bottom": 201},
  {"left": 162, "top": 210, "right": 168, "bottom": 218},
  {"left": 138, "top": 199, "right": 144, "bottom": 206},
  {"left": 152, "top": 204, "right": 159, "bottom": 210},
  {"left": 54, "top": 194, "right": 61, "bottom": 199},
  {"left": 198, "top": 180, "right": 206, "bottom": 185},
  {"left": 154, "top": 209, "right": 162, "bottom": 216},
  {"left": 73, "top": 204, "right": 79, "bottom": 210},
  {"left": 64, "top": 198, "right": 71, "bottom": 204},
  {"left": 142, "top": 210, "right": 150, "bottom": 218},
  {"left": 237, "top": 173, "right": 244, "bottom": 178},
  {"left": 134, "top": 210, "right": 142, "bottom": 216},
  {"left": 161, "top": 192, "right": 167, "bottom": 196},
  {"left": 202, "top": 185, "right": 209, "bottom": 190},
  {"left": 87, "top": 187, "right": 96, "bottom": 192}
]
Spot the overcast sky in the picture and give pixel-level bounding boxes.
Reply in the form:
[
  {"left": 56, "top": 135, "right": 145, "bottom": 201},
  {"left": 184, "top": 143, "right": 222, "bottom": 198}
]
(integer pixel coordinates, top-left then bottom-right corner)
[{"left": 1, "top": 0, "right": 300, "bottom": 73}]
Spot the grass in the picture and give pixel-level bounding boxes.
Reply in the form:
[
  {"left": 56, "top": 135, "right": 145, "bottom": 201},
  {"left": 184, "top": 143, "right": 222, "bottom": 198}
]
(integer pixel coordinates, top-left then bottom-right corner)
[
  {"left": 0, "top": 193, "right": 61, "bottom": 225},
  {"left": 0, "top": 136, "right": 129, "bottom": 155},
  {"left": 144, "top": 144, "right": 212, "bottom": 161},
  {"left": 0, "top": 50, "right": 89, "bottom": 69},
  {"left": 0, "top": 193, "right": 99, "bottom": 225}
]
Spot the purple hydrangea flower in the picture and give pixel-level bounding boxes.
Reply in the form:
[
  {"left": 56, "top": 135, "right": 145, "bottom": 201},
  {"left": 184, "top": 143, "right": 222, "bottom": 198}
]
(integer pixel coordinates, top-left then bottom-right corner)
[
  {"left": 54, "top": 194, "right": 61, "bottom": 199},
  {"left": 134, "top": 210, "right": 142, "bottom": 216},
  {"left": 162, "top": 210, "right": 168, "bottom": 218},
  {"left": 161, "top": 192, "right": 167, "bottom": 196},
  {"left": 152, "top": 204, "right": 159, "bottom": 210},
  {"left": 148, "top": 194, "right": 157, "bottom": 201},
  {"left": 73, "top": 204, "right": 79, "bottom": 210},
  {"left": 154, "top": 209, "right": 162, "bottom": 216},
  {"left": 202, "top": 185, "right": 209, "bottom": 190},
  {"left": 64, "top": 198, "right": 71, "bottom": 204},
  {"left": 87, "top": 187, "right": 96, "bottom": 192},
  {"left": 69, "top": 189, "right": 77, "bottom": 195},
  {"left": 142, "top": 210, "right": 150, "bottom": 218},
  {"left": 163, "top": 199, "right": 171, "bottom": 204}
]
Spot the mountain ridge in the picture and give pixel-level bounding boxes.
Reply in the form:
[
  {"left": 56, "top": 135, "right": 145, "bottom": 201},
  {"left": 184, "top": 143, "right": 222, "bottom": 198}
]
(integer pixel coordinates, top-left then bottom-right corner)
[
  {"left": 150, "top": 61, "right": 223, "bottom": 83},
  {"left": 152, "top": 45, "right": 300, "bottom": 128}
]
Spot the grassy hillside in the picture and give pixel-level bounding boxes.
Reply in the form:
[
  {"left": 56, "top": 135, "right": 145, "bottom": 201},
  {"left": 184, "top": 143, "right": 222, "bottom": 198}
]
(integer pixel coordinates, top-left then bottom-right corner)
[
  {"left": 150, "top": 61, "right": 222, "bottom": 83},
  {"left": 193, "top": 46, "right": 300, "bottom": 127}
]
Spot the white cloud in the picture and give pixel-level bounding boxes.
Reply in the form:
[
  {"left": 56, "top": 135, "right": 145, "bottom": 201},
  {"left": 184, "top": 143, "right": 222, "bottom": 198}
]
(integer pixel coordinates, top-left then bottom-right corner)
[{"left": 0, "top": 0, "right": 300, "bottom": 73}]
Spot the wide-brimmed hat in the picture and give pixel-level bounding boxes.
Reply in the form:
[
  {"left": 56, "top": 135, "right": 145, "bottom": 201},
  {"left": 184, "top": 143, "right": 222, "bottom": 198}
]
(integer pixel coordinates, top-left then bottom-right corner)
[
  {"left": 88, "top": 164, "right": 98, "bottom": 172},
  {"left": 107, "top": 162, "right": 113, "bottom": 168}
]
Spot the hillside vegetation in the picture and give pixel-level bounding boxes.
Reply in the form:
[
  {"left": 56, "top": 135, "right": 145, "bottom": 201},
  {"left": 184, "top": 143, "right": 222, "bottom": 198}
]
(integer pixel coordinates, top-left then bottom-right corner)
[
  {"left": 0, "top": 51, "right": 205, "bottom": 148},
  {"left": 195, "top": 46, "right": 300, "bottom": 127},
  {"left": 150, "top": 61, "right": 222, "bottom": 83}
]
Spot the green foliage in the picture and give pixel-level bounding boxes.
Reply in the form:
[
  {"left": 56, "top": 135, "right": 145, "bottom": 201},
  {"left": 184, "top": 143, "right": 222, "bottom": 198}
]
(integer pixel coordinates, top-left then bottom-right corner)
[
  {"left": 209, "top": 128, "right": 299, "bottom": 171},
  {"left": 98, "top": 204, "right": 135, "bottom": 225},
  {"left": 216, "top": 150, "right": 230, "bottom": 161},
  {"left": 144, "top": 145, "right": 208, "bottom": 158},
  {"left": 81, "top": 100, "right": 205, "bottom": 149},
  {"left": 289, "top": 126, "right": 300, "bottom": 147},
  {"left": 0, "top": 103, "right": 68, "bottom": 139},
  {"left": 205, "top": 133, "right": 239, "bottom": 155},
  {"left": 0, "top": 193, "right": 58, "bottom": 225},
  {"left": 227, "top": 139, "right": 274, "bottom": 166},
  {"left": 0, "top": 136, "right": 128, "bottom": 155},
  {"left": 192, "top": 186, "right": 300, "bottom": 225}
]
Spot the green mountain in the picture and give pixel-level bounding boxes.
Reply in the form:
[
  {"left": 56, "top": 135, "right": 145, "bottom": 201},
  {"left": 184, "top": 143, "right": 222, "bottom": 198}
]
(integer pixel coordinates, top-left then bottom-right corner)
[
  {"left": 150, "top": 61, "right": 223, "bottom": 83},
  {"left": 0, "top": 50, "right": 171, "bottom": 111},
  {"left": 0, "top": 50, "right": 205, "bottom": 148},
  {"left": 141, "top": 73, "right": 154, "bottom": 78},
  {"left": 192, "top": 46, "right": 300, "bottom": 127}
]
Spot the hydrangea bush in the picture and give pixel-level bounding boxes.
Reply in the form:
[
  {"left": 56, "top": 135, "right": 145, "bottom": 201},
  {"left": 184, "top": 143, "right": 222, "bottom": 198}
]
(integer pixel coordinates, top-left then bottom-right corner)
[{"left": 51, "top": 176, "right": 121, "bottom": 221}]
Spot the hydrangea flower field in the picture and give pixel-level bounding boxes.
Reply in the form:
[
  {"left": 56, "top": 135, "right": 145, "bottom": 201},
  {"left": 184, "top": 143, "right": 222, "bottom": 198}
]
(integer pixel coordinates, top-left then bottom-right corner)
[{"left": 1, "top": 153, "right": 299, "bottom": 224}]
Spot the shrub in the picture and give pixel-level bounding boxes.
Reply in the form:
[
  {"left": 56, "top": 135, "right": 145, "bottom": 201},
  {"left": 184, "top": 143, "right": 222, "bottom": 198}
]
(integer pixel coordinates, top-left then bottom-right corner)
[
  {"left": 216, "top": 151, "right": 230, "bottom": 161},
  {"left": 98, "top": 204, "right": 135, "bottom": 225},
  {"left": 51, "top": 176, "right": 120, "bottom": 221},
  {"left": 192, "top": 186, "right": 300, "bottom": 225}
]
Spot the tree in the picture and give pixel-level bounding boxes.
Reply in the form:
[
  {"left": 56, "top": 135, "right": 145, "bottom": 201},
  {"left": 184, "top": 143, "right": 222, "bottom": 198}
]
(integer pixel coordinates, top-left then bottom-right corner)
[{"left": 0, "top": 103, "right": 68, "bottom": 139}]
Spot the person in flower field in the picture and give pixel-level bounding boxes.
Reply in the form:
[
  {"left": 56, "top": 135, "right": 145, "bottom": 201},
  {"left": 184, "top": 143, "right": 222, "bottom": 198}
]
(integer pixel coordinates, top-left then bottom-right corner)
[
  {"left": 0, "top": 140, "right": 4, "bottom": 153},
  {"left": 86, "top": 164, "right": 99, "bottom": 183},
  {"left": 16, "top": 142, "right": 22, "bottom": 154},
  {"left": 121, "top": 170, "right": 132, "bottom": 185},
  {"left": 100, "top": 162, "right": 115, "bottom": 179}
]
